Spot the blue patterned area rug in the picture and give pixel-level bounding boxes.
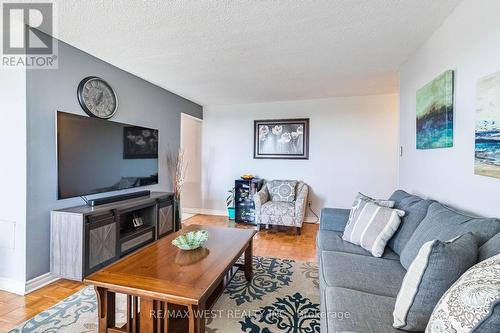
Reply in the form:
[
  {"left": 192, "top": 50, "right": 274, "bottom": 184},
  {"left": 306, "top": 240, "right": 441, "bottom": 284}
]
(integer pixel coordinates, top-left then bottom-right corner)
[{"left": 9, "top": 257, "right": 320, "bottom": 333}]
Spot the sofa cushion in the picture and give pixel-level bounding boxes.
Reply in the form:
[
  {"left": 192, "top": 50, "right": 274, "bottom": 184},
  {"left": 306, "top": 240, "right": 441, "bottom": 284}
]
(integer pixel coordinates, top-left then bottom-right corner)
[
  {"left": 322, "top": 287, "right": 400, "bottom": 333},
  {"left": 343, "top": 201, "right": 405, "bottom": 257},
  {"left": 478, "top": 232, "right": 500, "bottom": 262},
  {"left": 400, "top": 202, "right": 500, "bottom": 269},
  {"left": 317, "top": 230, "right": 400, "bottom": 260},
  {"left": 388, "top": 190, "right": 435, "bottom": 255},
  {"left": 320, "top": 251, "right": 406, "bottom": 297},
  {"left": 319, "top": 208, "right": 350, "bottom": 232},
  {"left": 426, "top": 253, "right": 500, "bottom": 333},
  {"left": 261, "top": 201, "right": 295, "bottom": 217},
  {"left": 393, "top": 233, "right": 478, "bottom": 331},
  {"left": 267, "top": 180, "right": 297, "bottom": 202}
]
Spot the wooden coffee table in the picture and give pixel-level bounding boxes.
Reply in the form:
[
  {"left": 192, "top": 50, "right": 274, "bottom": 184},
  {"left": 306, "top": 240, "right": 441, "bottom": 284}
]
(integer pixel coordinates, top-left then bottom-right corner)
[{"left": 84, "top": 224, "right": 256, "bottom": 333}]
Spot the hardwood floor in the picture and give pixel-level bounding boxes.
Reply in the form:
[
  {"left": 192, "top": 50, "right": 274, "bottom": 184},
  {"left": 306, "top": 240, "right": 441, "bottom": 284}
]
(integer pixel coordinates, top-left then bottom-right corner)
[
  {"left": 185, "top": 215, "right": 319, "bottom": 262},
  {"left": 0, "top": 279, "right": 85, "bottom": 331},
  {"left": 0, "top": 215, "right": 318, "bottom": 331}
]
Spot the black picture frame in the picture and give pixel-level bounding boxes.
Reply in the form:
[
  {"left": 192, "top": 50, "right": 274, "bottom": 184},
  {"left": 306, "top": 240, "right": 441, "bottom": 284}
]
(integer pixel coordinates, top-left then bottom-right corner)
[
  {"left": 123, "top": 126, "right": 159, "bottom": 159},
  {"left": 254, "top": 118, "right": 309, "bottom": 159}
]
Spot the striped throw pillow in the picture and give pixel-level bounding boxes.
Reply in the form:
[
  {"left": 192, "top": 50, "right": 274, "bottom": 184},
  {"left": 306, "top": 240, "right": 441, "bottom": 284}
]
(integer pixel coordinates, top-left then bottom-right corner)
[
  {"left": 343, "top": 201, "right": 405, "bottom": 257},
  {"left": 347, "top": 192, "right": 395, "bottom": 225}
]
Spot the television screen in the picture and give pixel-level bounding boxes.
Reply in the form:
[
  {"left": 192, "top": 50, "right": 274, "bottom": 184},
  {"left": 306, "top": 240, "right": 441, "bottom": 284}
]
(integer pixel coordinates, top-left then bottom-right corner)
[{"left": 57, "top": 111, "right": 159, "bottom": 199}]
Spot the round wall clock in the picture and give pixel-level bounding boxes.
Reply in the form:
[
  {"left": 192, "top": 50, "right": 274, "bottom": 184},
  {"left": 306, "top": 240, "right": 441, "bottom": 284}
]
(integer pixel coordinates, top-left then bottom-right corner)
[{"left": 77, "top": 76, "right": 118, "bottom": 119}]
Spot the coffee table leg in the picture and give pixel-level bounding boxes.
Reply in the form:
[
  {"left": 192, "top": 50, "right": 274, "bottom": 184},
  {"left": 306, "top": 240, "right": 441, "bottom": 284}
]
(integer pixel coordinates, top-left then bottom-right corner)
[
  {"left": 188, "top": 303, "right": 206, "bottom": 333},
  {"left": 244, "top": 239, "right": 253, "bottom": 281},
  {"left": 95, "top": 286, "right": 115, "bottom": 333},
  {"left": 140, "top": 298, "right": 156, "bottom": 333}
]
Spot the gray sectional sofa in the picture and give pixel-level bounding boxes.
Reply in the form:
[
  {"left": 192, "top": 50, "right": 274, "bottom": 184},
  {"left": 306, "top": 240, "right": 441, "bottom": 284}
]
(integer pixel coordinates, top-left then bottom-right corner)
[{"left": 318, "top": 190, "right": 500, "bottom": 332}]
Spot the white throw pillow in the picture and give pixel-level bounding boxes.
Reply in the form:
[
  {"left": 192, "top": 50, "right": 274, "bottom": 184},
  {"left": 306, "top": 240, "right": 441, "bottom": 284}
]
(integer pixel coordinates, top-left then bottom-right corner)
[
  {"left": 425, "top": 253, "right": 500, "bottom": 333},
  {"left": 343, "top": 200, "right": 405, "bottom": 257}
]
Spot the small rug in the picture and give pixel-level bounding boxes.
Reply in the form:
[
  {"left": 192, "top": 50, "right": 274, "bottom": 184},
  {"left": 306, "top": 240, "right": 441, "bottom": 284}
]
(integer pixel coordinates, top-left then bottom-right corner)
[{"left": 9, "top": 257, "right": 320, "bottom": 332}]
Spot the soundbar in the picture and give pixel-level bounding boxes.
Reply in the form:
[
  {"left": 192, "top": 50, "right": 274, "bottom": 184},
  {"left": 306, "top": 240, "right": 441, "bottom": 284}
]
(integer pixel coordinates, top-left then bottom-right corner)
[{"left": 87, "top": 190, "right": 151, "bottom": 207}]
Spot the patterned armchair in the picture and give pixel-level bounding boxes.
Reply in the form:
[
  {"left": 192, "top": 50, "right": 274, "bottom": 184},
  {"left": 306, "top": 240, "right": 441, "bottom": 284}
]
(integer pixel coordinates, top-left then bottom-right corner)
[{"left": 254, "top": 180, "right": 309, "bottom": 235}]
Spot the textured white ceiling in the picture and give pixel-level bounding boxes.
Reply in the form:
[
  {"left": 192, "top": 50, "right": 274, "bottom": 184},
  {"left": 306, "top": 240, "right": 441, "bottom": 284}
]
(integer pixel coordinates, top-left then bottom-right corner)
[{"left": 50, "top": 0, "right": 462, "bottom": 105}]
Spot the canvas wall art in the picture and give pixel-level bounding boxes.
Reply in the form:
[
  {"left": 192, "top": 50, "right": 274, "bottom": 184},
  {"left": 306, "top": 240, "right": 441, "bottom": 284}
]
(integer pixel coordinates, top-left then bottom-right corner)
[
  {"left": 416, "top": 70, "right": 454, "bottom": 149},
  {"left": 254, "top": 118, "right": 309, "bottom": 159},
  {"left": 475, "top": 70, "right": 500, "bottom": 179}
]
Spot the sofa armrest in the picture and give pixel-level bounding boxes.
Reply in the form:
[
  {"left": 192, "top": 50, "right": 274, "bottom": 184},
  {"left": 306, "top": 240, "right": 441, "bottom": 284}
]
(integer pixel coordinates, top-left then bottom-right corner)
[{"left": 320, "top": 208, "right": 351, "bottom": 232}]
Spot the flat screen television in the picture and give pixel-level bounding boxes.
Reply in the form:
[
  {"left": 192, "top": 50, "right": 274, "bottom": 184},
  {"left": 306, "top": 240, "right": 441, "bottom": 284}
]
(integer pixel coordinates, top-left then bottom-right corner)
[{"left": 57, "top": 111, "right": 159, "bottom": 199}]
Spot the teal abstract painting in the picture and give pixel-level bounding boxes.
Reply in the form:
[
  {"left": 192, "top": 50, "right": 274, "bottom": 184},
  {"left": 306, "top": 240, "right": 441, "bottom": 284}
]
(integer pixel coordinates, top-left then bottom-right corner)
[
  {"left": 416, "top": 70, "right": 454, "bottom": 149},
  {"left": 475, "top": 70, "right": 500, "bottom": 179}
]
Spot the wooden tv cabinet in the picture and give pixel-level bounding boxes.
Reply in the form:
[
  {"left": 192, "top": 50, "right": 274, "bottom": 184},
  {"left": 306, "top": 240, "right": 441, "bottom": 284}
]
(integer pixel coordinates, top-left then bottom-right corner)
[{"left": 50, "top": 192, "right": 175, "bottom": 281}]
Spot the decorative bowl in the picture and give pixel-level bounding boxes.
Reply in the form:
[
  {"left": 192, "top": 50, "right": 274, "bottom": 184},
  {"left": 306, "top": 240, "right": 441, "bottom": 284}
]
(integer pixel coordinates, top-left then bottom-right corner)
[{"left": 172, "top": 230, "right": 209, "bottom": 250}]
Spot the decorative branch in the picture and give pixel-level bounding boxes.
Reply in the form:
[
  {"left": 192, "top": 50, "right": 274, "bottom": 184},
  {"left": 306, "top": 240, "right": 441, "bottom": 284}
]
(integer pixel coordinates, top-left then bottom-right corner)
[{"left": 167, "top": 148, "right": 188, "bottom": 201}]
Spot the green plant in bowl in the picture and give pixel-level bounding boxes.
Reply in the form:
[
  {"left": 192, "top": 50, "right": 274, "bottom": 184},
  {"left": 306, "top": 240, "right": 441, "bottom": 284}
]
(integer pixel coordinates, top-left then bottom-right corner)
[{"left": 172, "top": 230, "right": 209, "bottom": 250}]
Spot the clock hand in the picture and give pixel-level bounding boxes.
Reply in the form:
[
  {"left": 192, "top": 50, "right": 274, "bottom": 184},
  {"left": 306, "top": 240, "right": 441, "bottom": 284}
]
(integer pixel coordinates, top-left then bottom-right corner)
[{"left": 94, "top": 91, "right": 103, "bottom": 106}]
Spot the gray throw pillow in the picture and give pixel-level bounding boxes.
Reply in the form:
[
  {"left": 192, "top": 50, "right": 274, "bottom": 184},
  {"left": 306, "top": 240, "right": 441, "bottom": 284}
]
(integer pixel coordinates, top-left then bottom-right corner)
[
  {"left": 400, "top": 202, "right": 500, "bottom": 269},
  {"left": 393, "top": 233, "right": 478, "bottom": 331},
  {"left": 387, "top": 190, "right": 435, "bottom": 255},
  {"left": 267, "top": 180, "right": 297, "bottom": 202},
  {"left": 478, "top": 232, "right": 500, "bottom": 262},
  {"left": 426, "top": 253, "right": 500, "bottom": 333}
]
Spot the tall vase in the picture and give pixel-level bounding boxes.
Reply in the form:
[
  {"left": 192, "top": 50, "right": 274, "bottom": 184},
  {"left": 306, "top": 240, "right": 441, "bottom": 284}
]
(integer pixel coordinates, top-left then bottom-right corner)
[{"left": 174, "top": 199, "right": 182, "bottom": 231}]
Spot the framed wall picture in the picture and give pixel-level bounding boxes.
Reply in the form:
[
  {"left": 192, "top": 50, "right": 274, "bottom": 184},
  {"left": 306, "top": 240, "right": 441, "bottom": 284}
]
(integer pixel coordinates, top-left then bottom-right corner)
[
  {"left": 123, "top": 126, "right": 159, "bottom": 159},
  {"left": 254, "top": 118, "right": 309, "bottom": 159}
]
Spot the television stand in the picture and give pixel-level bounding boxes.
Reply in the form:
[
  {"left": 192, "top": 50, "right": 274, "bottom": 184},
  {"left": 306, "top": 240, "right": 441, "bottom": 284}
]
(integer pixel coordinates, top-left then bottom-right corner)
[
  {"left": 87, "top": 190, "right": 151, "bottom": 206},
  {"left": 50, "top": 191, "right": 175, "bottom": 281}
]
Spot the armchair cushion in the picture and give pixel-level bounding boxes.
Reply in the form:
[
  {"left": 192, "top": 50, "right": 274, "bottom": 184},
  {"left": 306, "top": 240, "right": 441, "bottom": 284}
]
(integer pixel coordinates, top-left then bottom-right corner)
[
  {"left": 262, "top": 201, "right": 295, "bottom": 217},
  {"left": 267, "top": 180, "right": 297, "bottom": 202}
]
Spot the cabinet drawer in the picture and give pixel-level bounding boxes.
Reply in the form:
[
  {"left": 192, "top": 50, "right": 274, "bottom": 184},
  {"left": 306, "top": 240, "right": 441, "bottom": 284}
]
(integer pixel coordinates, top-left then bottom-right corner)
[{"left": 121, "top": 229, "right": 154, "bottom": 254}]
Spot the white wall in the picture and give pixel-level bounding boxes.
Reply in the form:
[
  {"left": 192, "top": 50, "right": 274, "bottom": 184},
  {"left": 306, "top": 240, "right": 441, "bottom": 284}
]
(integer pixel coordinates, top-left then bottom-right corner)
[
  {"left": 202, "top": 94, "right": 399, "bottom": 216},
  {"left": 399, "top": 0, "right": 500, "bottom": 217},
  {"left": 181, "top": 113, "right": 203, "bottom": 210},
  {"left": 0, "top": 68, "right": 27, "bottom": 294}
]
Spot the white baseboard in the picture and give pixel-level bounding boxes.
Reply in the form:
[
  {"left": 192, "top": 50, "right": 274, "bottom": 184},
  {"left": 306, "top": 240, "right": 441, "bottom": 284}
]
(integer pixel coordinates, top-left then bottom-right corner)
[
  {"left": 199, "top": 209, "right": 228, "bottom": 216},
  {"left": 183, "top": 207, "right": 227, "bottom": 216},
  {"left": 183, "top": 207, "right": 318, "bottom": 223},
  {"left": 0, "top": 272, "right": 60, "bottom": 295},
  {"left": 304, "top": 216, "right": 319, "bottom": 223},
  {"left": 182, "top": 207, "right": 201, "bottom": 215},
  {"left": 25, "top": 272, "right": 59, "bottom": 294},
  {"left": 0, "top": 276, "right": 26, "bottom": 295}
]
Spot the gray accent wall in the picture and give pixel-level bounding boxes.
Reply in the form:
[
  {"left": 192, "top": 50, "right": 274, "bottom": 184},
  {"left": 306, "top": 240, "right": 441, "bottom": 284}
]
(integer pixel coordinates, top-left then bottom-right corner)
[{"left": 26, "top": 35, "right": 202, "bottom": 280}]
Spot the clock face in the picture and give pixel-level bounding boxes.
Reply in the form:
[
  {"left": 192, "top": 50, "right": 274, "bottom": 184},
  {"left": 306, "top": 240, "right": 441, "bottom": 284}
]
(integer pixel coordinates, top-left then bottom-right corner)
[{"left": 77, "top": 77, "right": 117, "bottom": 119}]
